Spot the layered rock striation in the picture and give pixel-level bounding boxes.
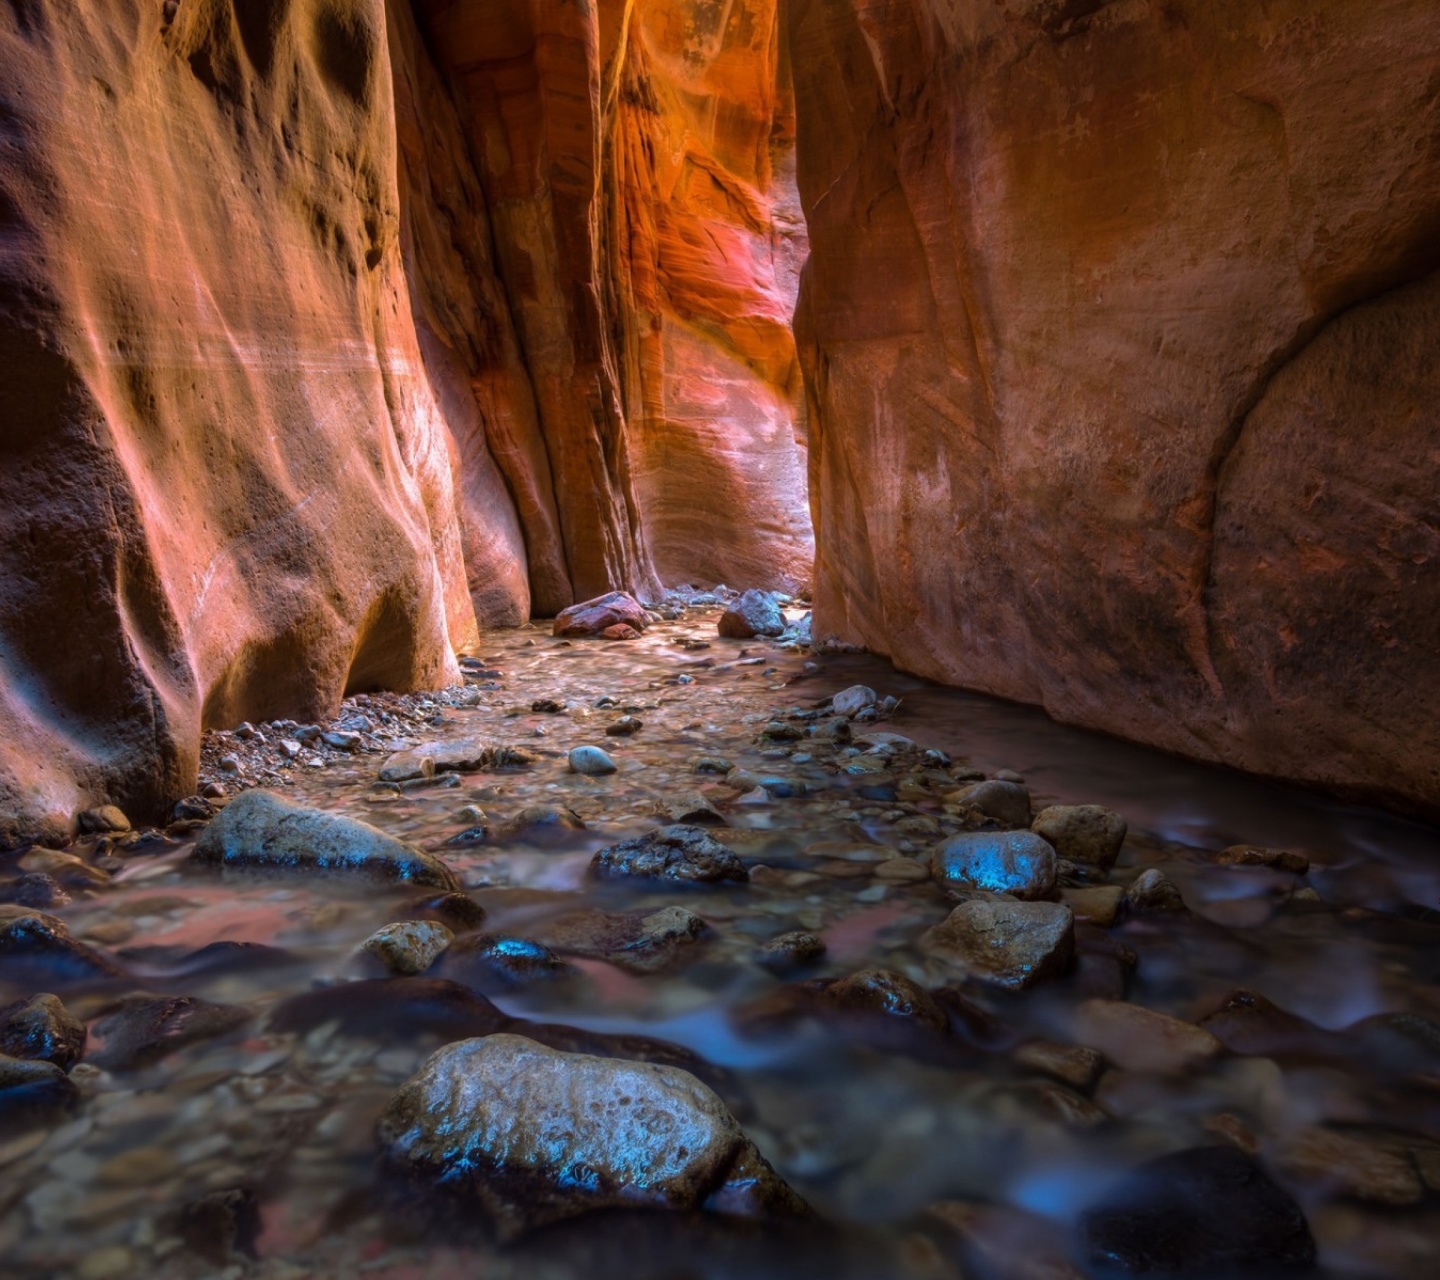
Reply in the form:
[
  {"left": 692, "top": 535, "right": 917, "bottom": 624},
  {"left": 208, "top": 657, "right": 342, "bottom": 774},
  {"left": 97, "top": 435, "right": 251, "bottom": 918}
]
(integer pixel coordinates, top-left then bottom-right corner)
[{"left": 788, "top": 0, "right": 1440, "bottom": 814}]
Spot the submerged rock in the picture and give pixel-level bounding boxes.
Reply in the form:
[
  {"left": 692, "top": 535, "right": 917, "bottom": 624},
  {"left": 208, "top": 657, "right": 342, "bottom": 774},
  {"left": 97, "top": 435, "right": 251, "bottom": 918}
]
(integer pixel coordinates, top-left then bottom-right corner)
[
  {"left": 377, "top": 1033, "right": 807, "bottom": 1239},
  {"left": 0, "top": 910, "right": 125, "bottom": 985},
  {"left": 362, "top": 921, "right": 454, "bottom": 976},
  {"left": 0, "top": 993, "right": 86, "bottom": 1069},
  {"left": 1031, "top": 805, "right": 1127, "bottom": 869},
  {"left": 494, "top": 804, "right": 587, "bottom": 841},
  {"left": 1126, "top": 867, "right": 1186, "bottom": 912},
  {"left": 0, "top": 873, "right": 71, "bottom": 910},
  {"left": 191, "top": 790, "right": 458, "bottom": 890},
  {"left": 1073, "top": 1000, "right": 1223, "bottom": 1074},
  {"left": 88, "top": 995, "right": 249, "bottom": 1071},
  {"left": 718, "top": 590, "right": 786, "bottom": 639},
  {"left": 1217, "top": 844, "right": 1310, "bottom": 875},
  {"left": 953, "top": 779, "right": 1033, "bottom": 828},
  {"left": 921, "top": 900, "right": 1074, "bottom": 990},
  {"left": 553, "top": 592, "right": 649, "bottom": 638},
  {"left": 591, "top": 826, "right": 748, "bottom": 885},
  {"left": 1082, "top": 1145, "right": 1316, "bottom": 1274},
  {"left": 758, "top": 931, "right": 827, "bottom": 971},
  {"left": 823, "top": 969, "right": 949, "bottom": 1036},
  {"left": 0, "top": 1051, "right": 77, "bottom": 1129},
  {"left": 440, "top": 934, "right": 569, "bottom": 991},
  {"left": 538, "top": 906, "right": 708, "bottom": 973},
  {"left": 931, "top": 830, "right": 1058, "bottom": 900}
]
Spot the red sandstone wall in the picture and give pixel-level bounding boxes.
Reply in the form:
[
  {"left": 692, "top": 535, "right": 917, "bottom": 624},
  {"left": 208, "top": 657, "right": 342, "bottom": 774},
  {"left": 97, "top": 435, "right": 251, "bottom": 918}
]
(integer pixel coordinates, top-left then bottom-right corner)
[{"left": 788, "top": 0, "right": 1440, "bottom": 814}]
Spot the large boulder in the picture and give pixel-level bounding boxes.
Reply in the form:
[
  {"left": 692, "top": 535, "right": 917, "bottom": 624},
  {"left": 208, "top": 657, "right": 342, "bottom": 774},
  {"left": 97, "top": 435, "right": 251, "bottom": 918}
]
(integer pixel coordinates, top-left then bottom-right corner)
[
  {"left": 377, "top": 1034, "right": 807, "bottom": 1239},
  {"left": 552, "top": 592, "right": 649, "bottom": 638},
  {"left": 191, "top": 790, "right": 458, "bottom": 890},
  {"left": 718, "top": 590, "right": 787, "bottom": 639}
]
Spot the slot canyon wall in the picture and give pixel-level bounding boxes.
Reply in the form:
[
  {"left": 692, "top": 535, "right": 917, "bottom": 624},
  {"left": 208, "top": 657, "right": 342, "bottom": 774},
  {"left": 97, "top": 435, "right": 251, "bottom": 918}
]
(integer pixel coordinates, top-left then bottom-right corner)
[
  {"left": 0, "top": 0, "right": 811, "bottom": 844},
  {"left": 788, "top": 0, "right": 1440, "bottom": 816}
]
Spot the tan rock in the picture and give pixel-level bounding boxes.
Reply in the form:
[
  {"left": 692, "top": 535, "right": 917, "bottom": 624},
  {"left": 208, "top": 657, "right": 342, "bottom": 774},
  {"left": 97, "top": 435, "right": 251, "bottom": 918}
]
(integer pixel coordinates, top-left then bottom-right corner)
[{"left": 1073, "top": 1000, "right": 1224, "bottom": 1074}]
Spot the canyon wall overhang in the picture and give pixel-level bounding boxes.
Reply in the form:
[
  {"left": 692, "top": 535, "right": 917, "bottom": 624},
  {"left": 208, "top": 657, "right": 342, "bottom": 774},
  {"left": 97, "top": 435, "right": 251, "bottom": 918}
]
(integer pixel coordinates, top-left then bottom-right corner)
[{"left": 788, "top": 0, "right": 1440, "bottom": 816}]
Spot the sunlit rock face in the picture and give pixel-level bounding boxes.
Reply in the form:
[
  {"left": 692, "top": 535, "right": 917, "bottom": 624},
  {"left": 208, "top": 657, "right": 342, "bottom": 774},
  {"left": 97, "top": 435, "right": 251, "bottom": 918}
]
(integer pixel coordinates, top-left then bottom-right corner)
[
  {"left": 0, "top": 0, "right": 474, "bottom": 843},
  {"left": 788, "top": 0, "right": 1440, "bottom": 814},
  {"left": 412, "top": 0, "right": 813, "bottom": 596}
]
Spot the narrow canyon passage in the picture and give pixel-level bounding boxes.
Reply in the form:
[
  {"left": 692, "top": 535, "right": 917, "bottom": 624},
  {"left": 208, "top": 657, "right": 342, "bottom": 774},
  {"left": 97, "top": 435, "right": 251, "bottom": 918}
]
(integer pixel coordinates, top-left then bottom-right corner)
[{"left": 2, "top": 1, "right": 1440, "bottom": 1277}]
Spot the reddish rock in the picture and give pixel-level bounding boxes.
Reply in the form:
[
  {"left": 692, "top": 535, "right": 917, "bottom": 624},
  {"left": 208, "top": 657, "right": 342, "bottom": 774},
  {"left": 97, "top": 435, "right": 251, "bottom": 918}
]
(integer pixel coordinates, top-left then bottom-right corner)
[
  {"left": 788, "top": 0, "right": 1440, "bottom": 816},
  {"left": 553, "top": 592, "right": 649, "bottom": 639}
]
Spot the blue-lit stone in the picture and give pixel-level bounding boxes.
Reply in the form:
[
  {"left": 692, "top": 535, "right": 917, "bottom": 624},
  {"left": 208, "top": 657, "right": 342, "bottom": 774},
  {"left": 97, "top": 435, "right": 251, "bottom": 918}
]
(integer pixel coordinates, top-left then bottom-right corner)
[
  {"left": 931, "top": 830, "right": 1057, "bottom": 900},
  {"left": 0, "top": 993, "right": 86, "bottom": 1069}
]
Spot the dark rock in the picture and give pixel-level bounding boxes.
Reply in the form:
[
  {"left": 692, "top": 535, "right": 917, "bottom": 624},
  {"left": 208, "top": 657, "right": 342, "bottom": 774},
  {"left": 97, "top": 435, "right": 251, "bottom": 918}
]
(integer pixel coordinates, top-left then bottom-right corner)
[
  {"left": 0, "top": 993, "right": 86, "bottom": 1069},
  {"left": 191, "top": 790, "right": 458, "bottom": 889},
  {"left": 119, "top": 940, "right": 298, "bottom": 982},
  {"left": 495, "top": 804, "right": 587, "bottom": 841},
  {"left": 409, "top": 892, "right": 488, "bottom": 933},
  {"left": 760, "top": 720, "right": 804, "bottom": 742},
  {"left": 173, "top": 796, "right": 217, "bottom": 822},
  {"left": 88, "top": 995, "right": 250, "bottom": 1071},
  {"left": 931, "top": 830, "right": 1058, "bottom": 900},
  {"left": 1032, "top": 805, "right": 1128, "bottom": 870},
  {"left": 0, "top": 873, "right": 70, "bottom": 909},
  {"left": 178, "top": 1188, "right": 261, "bottom": 1266},
  {"left": 718, "top": 590, "right": 786, "bottom": 639},
  {"left": 531, "top": 698, "right": 564, "bottom": 714},
  {"left": 605, "top": 715, "right": 644, "bottom": 737},
  {"left": 823, "top": 969, "right": 949, "bottom": 1036},
  {"left": 377, "top": 1033, "right": 807, "bottom": 1240},
  {"left": 1218, "top": 844, "right": 1310, "bottom": 875},
  {"left": 1197, "top": 990, "right": 1333, "bottom": 1059},
  {"left": 954, "top": 780, "right": 1033, "bottom": 828},
  {"left": 1126, "top": 868, "right": 1186, "bottom": 912},
  {"left": 758, "top": 931, "right": 826, "bottom": 971},
  {"left": 592, "top": 826, "right": 748, "bottom": 885},
  {"left": 921, "top": 900, "right": 1075, "bottom": 990},
  {"left": 692, "top": 756, "right": 734, "bottom": 775},
  {"left": 537, "top": 906, "right": 708, "bottom": 974},
  {"left": 268, "top": 977, "right": 511, "bottom": 1042},
  {"left": 78, "top": 805, "right": 131, "bottom": 834},
  {"left": 661, "top": 791, "right": 724, "bottom": 825},
  {"left": 553, "top": 592, "right": 649, "bottom": 638},
  {"left": 0, "top": 910, "right": 125, "bottom": 985},
  {"left": 440, "top": 934, "right": 569, "bottom": 992},
  {"left": 0, "top": 1052, "right": 77, "bottom": 1132},
  {"left": 1082, "top": 1145, "right": 1316, "bottom": 1274},
  {"left": 444, "top": 825, "right": 489, "bottom": 846}
]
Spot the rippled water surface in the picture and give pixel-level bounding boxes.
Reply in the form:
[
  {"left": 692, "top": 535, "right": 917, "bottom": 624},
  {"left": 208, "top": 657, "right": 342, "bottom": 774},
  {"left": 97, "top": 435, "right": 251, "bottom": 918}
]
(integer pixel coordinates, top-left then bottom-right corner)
[{"left": 2, "top": 608, "right": 1438, "bottom": 1278}]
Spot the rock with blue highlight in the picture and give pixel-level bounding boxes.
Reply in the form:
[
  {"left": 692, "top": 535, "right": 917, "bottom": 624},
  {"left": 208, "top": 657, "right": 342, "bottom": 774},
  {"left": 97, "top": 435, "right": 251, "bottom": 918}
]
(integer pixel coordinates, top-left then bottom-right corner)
[{"left": 931, "top": 830, "right": 1057, "bottom": 900}]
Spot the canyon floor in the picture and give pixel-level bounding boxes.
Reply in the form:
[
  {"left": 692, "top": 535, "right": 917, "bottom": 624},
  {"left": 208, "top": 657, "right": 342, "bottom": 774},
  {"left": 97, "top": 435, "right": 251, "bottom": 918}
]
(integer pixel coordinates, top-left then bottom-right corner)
[{"left": 2, "top": 597, "right": 1439, "bottom": 1278}]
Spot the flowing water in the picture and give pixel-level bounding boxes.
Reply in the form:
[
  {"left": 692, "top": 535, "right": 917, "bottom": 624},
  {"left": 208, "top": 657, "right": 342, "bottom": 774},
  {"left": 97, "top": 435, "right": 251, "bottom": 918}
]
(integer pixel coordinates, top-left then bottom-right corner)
[{"left": 2, "top": 606, "right": 1438, "bottom": 1279}]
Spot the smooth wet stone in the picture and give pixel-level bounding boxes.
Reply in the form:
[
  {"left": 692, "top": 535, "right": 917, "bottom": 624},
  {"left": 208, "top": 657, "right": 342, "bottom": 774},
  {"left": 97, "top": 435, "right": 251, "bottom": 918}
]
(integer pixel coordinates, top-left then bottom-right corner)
[
  {"left": 569, "top": 745, "right": 618, "bottom": 776},
  {"left": 592, "top": 825, "right": 747, "bottom": 885},
  {"left": 0, "top": 994, "right": 86, "bottom": 1069},
  {"left": 377, "top": 1033, "right": 806, "bottom": 1240},
  {"left": 1218, "top": 844, "right": 1311, "bottom": 875},
  {"left": 831, "top": 685, "right": 877, "bottom": 717},
  {"left": 954, "top": 779, "right": 1033, "bottom": 828},
  {"left": 495, "top": 804, "right": 587, "bottom": 840},
  {"left": 268, "top": 978, "right": 511, "bottom": 1041},
  {"left": 378, "top": 751, "right": 436, "bottom": 783},
  {"left": 191, "top": 790, "right": 458, "bottom": 889},
  {"left": 1125, "top": 867, "right": 1186, "bottom": 912},
  {"left": 78, "top": 805, "right": 131, "bottom": 835},
  {"left": 758, "top": 931, "right": 827, "bottom": 971},
  {"left": 1060, "top": 884, "right": 1125, "bottom": 927},
  {"left": 18, "top": 847, "right": 109, "bottom": 888},
  {"left": 1082, "top": 1145, "right": 1316, "bottom": 1274},
  {"left": 408, "top": 892, "right": 488, "bottom": 934},
  {"left": 661, "top": 791, "right": 724, "bottom": 825},
  {"left": 1197, "top": 989, "right": 1329, "bottom": 1057},
  {"left": 440, "top": 934, "right": 568, "bottom": 991},
  {"left": 718, "top": 589, "right": 786, "bottom": 639},
  {"left": 921, "top": 900, "right": 1075, "bottom": 990},
  {"left": 88, "top": 995, "right": 250, "bottom": 1071},
  {"left": 823, "top": 969, "right": 949, "bottom": 1036},
  {"left": 0, "top": 873, "right": 70, "bottom": 909},
  {"left": 1276, "top": 1127, "right": 1425, "bottom": 1206},
  {"left": 931, "top": 830, "right": 1057, "bottom": 900},
  {"left": 874, "top": 856, "right": 930, "bottom": 883},
  {"left": 1073, "top": 1000, "right": 1223, "bottom": 1074},
  {"left": 0, "top": 911, "right": 124, "bottom": 984},
  {"left": 539, "top": 906, "right": 708, "bottom": 974},
  {"left": 362, "top": 921, "right": 454, "bottom": 976},
  {"left": 927, "top": 1201, "right": 1085, "bottom": 1280},
  {"left": 0, "top": 1052, "right": 69, "bottom": 1090},
  {"left": 553, "top": 591, "right": 648, "bottom": 638},
  {"left": 1031, "top": 805, "right": 1127, "bottom": 869},
  {"left": 380, "top": 737, "right": 523, "bottom": 782},
  {"left": 178, "top": 1187, "right": 261, "bottom": 1266},
  {"left": 692, "top": 755, "right": 734, "bottom": 775},
  {"left": 605, "top": 715, "right": 644, "bottom": 737},
  {"left": 1012, "top": 1040, "right": 1104, "bottom": 1090}
]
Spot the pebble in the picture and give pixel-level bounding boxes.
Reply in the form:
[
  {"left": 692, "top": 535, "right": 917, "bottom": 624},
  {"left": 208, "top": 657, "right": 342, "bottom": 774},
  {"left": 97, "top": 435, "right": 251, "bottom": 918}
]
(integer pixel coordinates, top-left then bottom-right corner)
[
  {"left": 758, "top": 931, "right": 827, "bottom": 971},
  {"left": 361, "top": 920, "right": 455, "bottom": 975},
  {"left": 568, "top": 745, "right": 618, "bottom": 775},
  {"left": 1072, "top": 1000, "right": 1223, "bottom": 1074},
  {"left": 605, "top": 715, "right": 644, "bottom": 737},
  {"left": 1125, "top": 867, "right": 1186, "bottom": 912}
]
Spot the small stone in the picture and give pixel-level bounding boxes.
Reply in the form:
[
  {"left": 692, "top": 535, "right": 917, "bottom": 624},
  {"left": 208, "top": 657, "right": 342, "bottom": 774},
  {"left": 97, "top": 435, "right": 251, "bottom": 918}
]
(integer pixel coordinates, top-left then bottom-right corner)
[
  {"left": 592, "top": 826, "right": 747, "bottom": 885},
  {"left": 201, "top": 781, "right": 227, "bottom": 799},
  {"left": 954, "top": 779, "right": 1033, "bottom": 828},
  {"left": 178, "top": 1187, "right": 261, "bottom": 1265},
  {"left": 77, "top": 805, "right": 130, "bottom": 835},
  {"left": 377, "top": 1034, "right": 806, "bottom": 1240},
  {"left": 88, "top": 996, "right": 249, "bottom": 1071},
  {"left": 219, "top": 755, "right": 242, "bottom": 772},
  {"left": 832, "top": 685, "right": 877, "bottom": 717},
  {"left": 408, "top": 892, "right": 488, "bottom": 933},
  {"left": 921, "top": 899, "right": 1075, "bottom": 990},
  {"left": 662, "top": 791, "right": 724, "bottom": 825},
  {"left": 569, "top": 745, "right": 618, "bottom": 776},
  {"left": 1073, "top": 1000, "right": 1223, "bottom": 1074},
  {"left": 379, "top": 752, "right": 435, "bottom": 783},
  {"left": 758, "top": 931, "right": 827, "bottom": 971},
  {"left": 0, "top": 874, "right": 70, "bottom": 910},
  {"left": 692, "top": 755, "right": 734, "bottom": 775},
  {"left": 994, "top": 769, "right": 1025, "bottom": 783},
  {"left": 1032, "top": 805, "right": 1127, "bottom": 869},
  {"left": 278, "top": 739, "right": 302, "bottom": 759},
  {"left": 760, "top": 720, "right": 803, "bottom": 742},
  {"left": 1125, "top": 867, "right": 1186, "bottom": 912},
  {"left": 0, "top": 911, "right": 124, "bottom": 983},
  {"left": 1060, "top": 884, "right": 1125, "bottom": 927},
  {"left": 0, "top": 994, "right": 86, "bottom": 1070},
  {"left": 531, "top": 698, "right": 564, "bottom": 713},
  {"left": 0, "top": 1052, "right": 69, "bottom": 1090},
  {"left": 18, "top": 848, "right": 110, "bottom": 888},
  {"left": 321, "top": 731, "right": 362, "bottom": 752},
  {"left": 1276, "top": 1127, "right": 1425, "bottom": 1206},
  {"left": 362, "top": 920, "right": 454, "bottom": 976},
  {"left": 1012, "top": 1040, "right": 1104, "bottom": 1090},
  {"left": 1082, "top": 1146, "right": 1315, "bottom": 1274},
  {"left": 874, "top": 857, "right": 930, "bottom": 883},
  {"left": 824, "top": 969, "right": 949, "bottom": 1035},
  {"left": 931, "top": 830, "right": 1057, "bottom": 900},
  {"left": 538, "top": 906, "right": 708, "bottom": 974},
  {"left": 495, "top": 804, "right": 586, "bottom": 840},
  {"left": 441, "top": 934, "right": 568, "bottom": 990},
  {"left": 191, "top": 789, "right": 458, "bottom": 889},
  {"left": 718, "top": 589, "right": 786, "bottom": 639},
  {"left": 452, "top": 805, "right": 487, "bottom": 825},
  {"left": 1218, "top": 844, "right": 1310, "bottom": 875},
  {"left": 605, "top": 715, "right": 644, "bottom": 737}
]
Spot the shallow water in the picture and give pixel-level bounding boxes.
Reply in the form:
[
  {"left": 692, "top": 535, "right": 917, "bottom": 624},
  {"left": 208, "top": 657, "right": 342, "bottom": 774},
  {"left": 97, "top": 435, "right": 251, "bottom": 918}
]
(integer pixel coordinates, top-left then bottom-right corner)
[{"left": 2, "top": 608, "right": 1438, "bottom": 1279}]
